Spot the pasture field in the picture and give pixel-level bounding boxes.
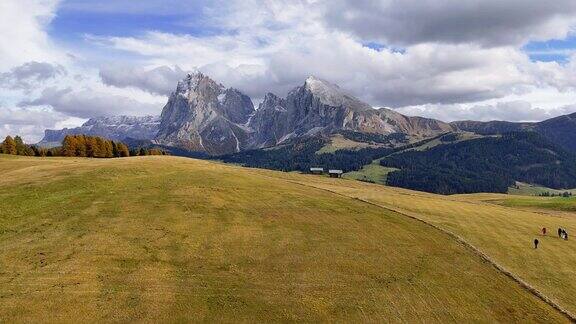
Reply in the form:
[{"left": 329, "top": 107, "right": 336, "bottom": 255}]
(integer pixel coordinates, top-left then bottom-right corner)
[
  {"left": 0, "top": 155, "right": 571, "bottom": 322},
  {"left": 508, "top": 182, "right": 576, "bottom": 197},
  {"left": 275, "top": 173, "right": 576, "bottom": 318},
  {"left": 342, "top": 161, "right": 397, "bottom": 185},
  {"left": 315, "top": 134, "right": 374, "bottom": 154},
  {"left": 501, "top": 196, "right": 576, "bottom": 212}
]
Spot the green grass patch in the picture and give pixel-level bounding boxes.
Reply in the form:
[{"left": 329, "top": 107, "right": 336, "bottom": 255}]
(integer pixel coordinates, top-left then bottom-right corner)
[
  {"left": 343, "top": 160, "right": 397, "bottom": 184},
  {"left": 502, "top": 196, "right": 576, "bottom": 212}
]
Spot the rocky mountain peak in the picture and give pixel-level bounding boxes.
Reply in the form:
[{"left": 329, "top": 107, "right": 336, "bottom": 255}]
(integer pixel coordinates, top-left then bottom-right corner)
[
  {"left": 303, "top": 76, "right": 345, "bottom": 107},
  {"left": 155, "top": 72, "right": 254, "bottom": 155},
  {"left": 175, "top": 71, "right": 224, "bottom": 103},
  {"left": 298, "top": 76, "right": 373, "bottom": 113},
  {"left": 41, "top": 73, "right": 457, "bottom": 155}
]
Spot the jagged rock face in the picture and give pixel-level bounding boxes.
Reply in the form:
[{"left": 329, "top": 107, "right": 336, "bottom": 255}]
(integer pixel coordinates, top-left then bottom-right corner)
[
  {"left": 38, "top": 116, "right": 160, "bottom": 148},
  {"left": 248, "top": 93, "right": 289, "bottom": 147},
  {"left": 40, "top": 74, "right": 456, "bottom": 154},
  {"left": 155, "top": 72, "right": 254, "bottom": 155},
  {"left": 220, "top": 88, "right": 254, "bottom": 124},
  {"left": 248, "top": 76, "right": 452, "bottom": 147}
]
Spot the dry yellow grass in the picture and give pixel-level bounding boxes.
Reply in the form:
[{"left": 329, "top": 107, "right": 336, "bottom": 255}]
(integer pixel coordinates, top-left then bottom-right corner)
[
  {"left": 273, "top": 173, "right": 576, "bottom": 318},
  {"left": 0, "top": 155, "right": 570, "bottom": 322}
]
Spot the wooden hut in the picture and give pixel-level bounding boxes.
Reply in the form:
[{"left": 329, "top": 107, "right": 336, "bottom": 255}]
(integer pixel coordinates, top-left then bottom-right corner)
[
  {"left": 310, "top": 167, "right": 324, "bottom": 175},
  {"left": 329, "top": 170, "right": 343, "bottom": 178}
]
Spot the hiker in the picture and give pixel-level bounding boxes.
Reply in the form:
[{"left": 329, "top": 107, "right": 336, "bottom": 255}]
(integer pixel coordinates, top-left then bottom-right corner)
[
  {"left": 558, "top": 227, "right": 563, "bottom": 238},
  {"left": 564, "top": 231, "right": 569, "bottom": 241},
  {"left": 534, "top": 238, "right": 539, "bottom": 249},
  {"left": 542, "top": 227, "right": 547, "bottom": 235}
]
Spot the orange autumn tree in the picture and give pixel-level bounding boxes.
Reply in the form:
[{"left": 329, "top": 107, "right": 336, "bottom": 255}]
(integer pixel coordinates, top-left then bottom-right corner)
[
  {"left": 60, "top": 135, "right": 132, "bottom": 158},
  {"left": 1, "top": 136, "right": 17, "bottom": 155}
]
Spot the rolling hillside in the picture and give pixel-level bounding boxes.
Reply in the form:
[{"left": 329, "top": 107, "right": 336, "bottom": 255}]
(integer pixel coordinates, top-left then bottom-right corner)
[
  {"left": 381, "top": 132, "right": 576, "bottom": 194},
  {"left": 0, "top": 155, "right": 573, "bottom": 322}
]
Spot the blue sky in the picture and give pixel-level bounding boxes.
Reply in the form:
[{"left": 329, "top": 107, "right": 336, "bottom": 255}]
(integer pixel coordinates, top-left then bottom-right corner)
[
  {"left": 524, "top": 37, "right": 576, "bottom": 63},
  {"left": 3, "top": 0, "right": 576, "bottom": 141}
]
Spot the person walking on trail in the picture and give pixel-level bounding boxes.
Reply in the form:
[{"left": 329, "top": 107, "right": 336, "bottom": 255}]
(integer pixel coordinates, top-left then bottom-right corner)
[
  {"left": 534, "top": 238, "right": 539, "bottom": 249},
  {"left": 564, "top": 231, "right": 569, "bottom": 241},
  {"left": 558, "top": 227, "right": 563, "bottom": 238},
  {"left": 542, "top": 227, "right": 547, "bottom": 235}
]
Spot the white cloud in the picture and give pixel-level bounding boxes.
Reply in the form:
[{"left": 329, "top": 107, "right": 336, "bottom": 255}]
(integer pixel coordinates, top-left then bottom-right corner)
[
  {"left": 0, "top": 62, "right": 67, "bottom": 92},
  {"left": 3, "top": 0, "right": 576, "bottom": 140},
  {"left": 396, "top": 97, "right": 576, "bottom": 123},
  {"left": 0, "top": 0, "right": 65, "bottom": 70},
  {"left": 89, "top": 10, "right": 538, "bottom": 107},
  {"left": 19, "top": 85, "right": 164, "bottom": 118},
  {"left": 99, "top": 65, "right": 186, "bottom": 96},
  {"left": 0, "top": 106, "right": 71, "bottom": 143}
]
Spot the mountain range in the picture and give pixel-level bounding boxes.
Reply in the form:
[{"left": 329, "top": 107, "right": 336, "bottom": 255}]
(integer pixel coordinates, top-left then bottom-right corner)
[
  {"left": 40, "top": 72, "right": 576, "bottom": 155},
  {"left": 39, "top": 115, "right": 160, "bottom": 148},
  {"left": 39, "top": 73, "right": 454, "bottom": 154},
  {"left": 37, "top": 73, "right": 576, "bottom": 194}
]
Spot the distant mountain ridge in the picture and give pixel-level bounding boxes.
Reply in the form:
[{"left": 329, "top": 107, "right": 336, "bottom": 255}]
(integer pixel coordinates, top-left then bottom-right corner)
[
  {"left": 382, "top": 131, "right": 576, "bottom": 194},
  {"left": 39, "top": 115, "right": 160, "bottom": 148},
  {"left": 39, "top": 72, "right": 576, "bottom": 158},
  {"left": 451, "top": 112, "right": 576, "bottom": 153}
]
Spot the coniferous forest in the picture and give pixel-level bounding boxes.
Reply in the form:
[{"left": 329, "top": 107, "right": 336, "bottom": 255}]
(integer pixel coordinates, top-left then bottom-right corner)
[
  {"left": 382, "top": 132, "right": 576, "bottom": 194},
  {"left": 219, "top": 136, "right": 393, "bottom": 172}
]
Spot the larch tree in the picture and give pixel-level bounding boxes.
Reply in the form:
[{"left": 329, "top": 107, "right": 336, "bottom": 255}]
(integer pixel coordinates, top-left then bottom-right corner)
[{"left": 2, "top": 136, "right": 17, "bottom": 155}]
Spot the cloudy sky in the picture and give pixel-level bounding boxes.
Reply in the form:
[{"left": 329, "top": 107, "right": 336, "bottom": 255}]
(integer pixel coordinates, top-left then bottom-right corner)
[{"left": 3, "top": 0, "right": 576, "bottom": 142}]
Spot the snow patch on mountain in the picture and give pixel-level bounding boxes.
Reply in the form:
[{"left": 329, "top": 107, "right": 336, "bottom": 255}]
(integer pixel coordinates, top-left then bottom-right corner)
[{"left": 305, "top": 76, "right": 345, "bottom": 107}]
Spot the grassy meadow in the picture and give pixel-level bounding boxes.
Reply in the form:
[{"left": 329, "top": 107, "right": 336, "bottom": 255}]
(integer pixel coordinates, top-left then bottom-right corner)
[
  {"left": 0, "top": 155, "right": 572, "bottom": 322},
  {"left": 276, "top": 173, "right": 576, "bottom": 318},
  {"left": 508, "top": 182, "right": 576, "bottom": 197},
  {"left": 342, "top": 161, "right": 397, "bottom": 185},
  {"left": 502, "top": 196, "right": 576, "bottom": 212}
]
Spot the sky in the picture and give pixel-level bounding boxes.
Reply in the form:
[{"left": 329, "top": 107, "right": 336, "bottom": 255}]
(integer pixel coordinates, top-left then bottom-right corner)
[{"left": 3, "top": 0, "right": 576, "bottom": 142}]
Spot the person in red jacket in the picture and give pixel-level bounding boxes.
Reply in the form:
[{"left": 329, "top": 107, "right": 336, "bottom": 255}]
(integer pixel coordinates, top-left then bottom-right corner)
[{"left": 542, "top": 227, "right": 547, "bottom": 235}]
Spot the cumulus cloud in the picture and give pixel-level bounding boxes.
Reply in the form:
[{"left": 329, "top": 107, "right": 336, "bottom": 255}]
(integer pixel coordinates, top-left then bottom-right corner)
[
  {"left": 0, "top": 106, "right": 72, "bottom": 142},
  {"left": 0, "top": 0, "right": 64, "bottom": 70},
  {"left": 93, "top": 27, "right": 534, "bottom": 107},
  {"left": 19, "top": 87, "right": 161, "bottom": 118},
  {"left": 99, "top": 65, "right": 186, "bottom": 96},
  {"left": 397, "top": 101, "right": 576, "bottom": 122},
  {"left": 322, "top": 0, "right": 576, "bottom": 47},
  {"left": 4, "top": 0, "right": 576, "bottom": 136},
  {"left": 0, "top": 61, "right": 67, "bottom": 91}
]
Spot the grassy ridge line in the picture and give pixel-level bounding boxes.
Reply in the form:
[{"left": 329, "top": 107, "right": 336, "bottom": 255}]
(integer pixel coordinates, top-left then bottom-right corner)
[{"left": 279, "top": 177, "right": 576, "bottom": 322}]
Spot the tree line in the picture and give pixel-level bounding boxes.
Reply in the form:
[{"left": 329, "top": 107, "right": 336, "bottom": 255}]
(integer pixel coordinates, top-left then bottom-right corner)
[
  {"left": 219, "top": 136, "right": 393, "bottom": 173},
  {"left": 538, "top": 191, "right": 573, "bottom": 198},
  {"left": 1, "top": 135, "right": 167, "bottom": 158}
]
